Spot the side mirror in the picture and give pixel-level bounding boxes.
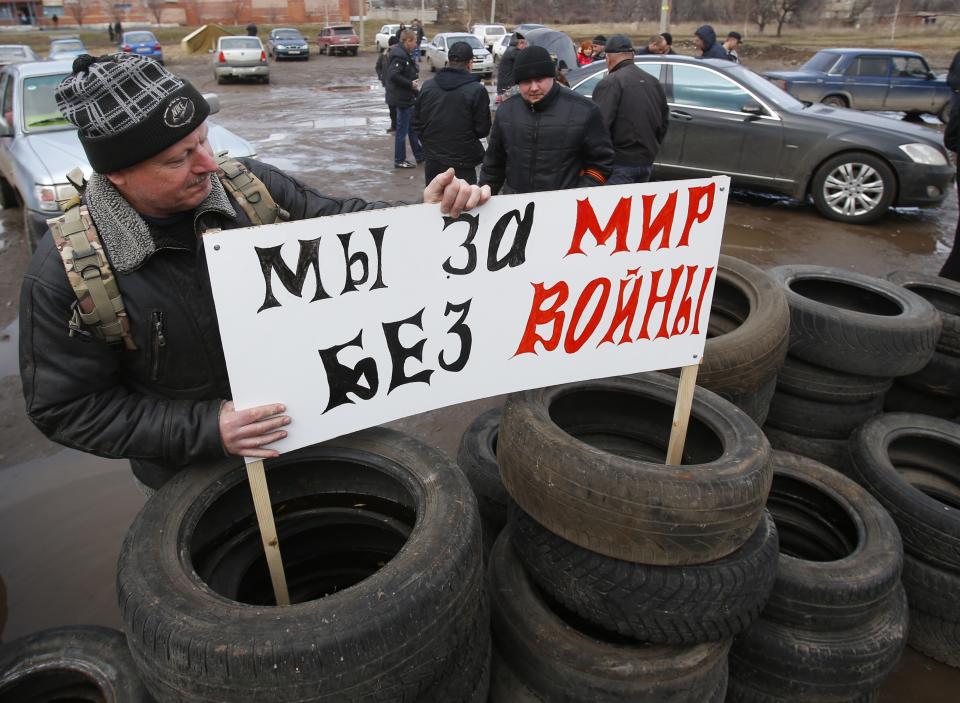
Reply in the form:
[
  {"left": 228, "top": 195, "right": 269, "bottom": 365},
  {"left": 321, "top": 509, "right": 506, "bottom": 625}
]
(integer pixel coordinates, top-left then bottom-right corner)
[
  {"left": 202, "top": 93, "right": 221, "bottom": 115},
  {"left": 926, "top": 71, "right": 936, "bottom": 80},
  {"left": 741, "top": 102, "right": 765, "bottom": 116}
]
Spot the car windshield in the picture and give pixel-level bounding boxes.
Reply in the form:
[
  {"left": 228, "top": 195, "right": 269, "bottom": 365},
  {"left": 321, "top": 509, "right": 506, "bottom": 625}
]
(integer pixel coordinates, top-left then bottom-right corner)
[
  {"left": 274, "top": 30, "right": 302, "bottom": 40},
  {"left": 0, "top": 47, "right": 27, "bottom": 58},
  {"left": 51, "top": 40, "right": 84, "bottom": 52},
  {"left": 125, "top": 32, "right": 156, "bottom": 44},
  {"left": 733, "top": 66, "right": 806, "bottom": 110},
  {"left": 221, "top": 38, "right": 261, "bottom": 50},
  {"left": 22, "top": 73, "right": 72, "bottom": 132},
  {"left": 449, "top": 35, "right": 484, "bottom": 49},
  {"left": 332, "top": 27, "right": 355, "bottom": 35},
  {"left": 487, "top": 27, "right": 505, "bottom": 35},
  {"left": 803, "top": 52, "right": 841, "bottom": 73}
]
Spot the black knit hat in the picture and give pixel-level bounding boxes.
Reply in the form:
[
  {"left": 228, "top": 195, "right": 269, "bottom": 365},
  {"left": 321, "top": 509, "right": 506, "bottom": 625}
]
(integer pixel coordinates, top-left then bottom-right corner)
[
  {"left": 593, "top": 35, "right": 607, "bottom": 45},
  {"left": 448, "top": 41, "right": 474, "bottom": 63},
  {"left": 56, "top": 53, "right": 210, "bottom": 173},
  {"left": 513, "top": 46, "right": 556, "bottom": 82}
]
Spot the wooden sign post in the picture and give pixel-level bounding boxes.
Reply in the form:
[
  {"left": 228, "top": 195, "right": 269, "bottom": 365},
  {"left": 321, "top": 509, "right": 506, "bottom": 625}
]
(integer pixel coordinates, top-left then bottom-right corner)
[
  {"left": 245, "top": 459, "right": 290, "bottom": 606},
  {"left": 665, "top": 362, "right": 701, "bottom": 466}
]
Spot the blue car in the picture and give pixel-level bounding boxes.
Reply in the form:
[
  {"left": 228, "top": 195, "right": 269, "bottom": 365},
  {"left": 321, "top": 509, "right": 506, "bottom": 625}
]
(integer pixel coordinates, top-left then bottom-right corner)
[
  {"left": 765, "top": 49, "right": 952, "bottom": 122},
  {"left": 120, "top": 31, "right": 163, "bottom": 64}
]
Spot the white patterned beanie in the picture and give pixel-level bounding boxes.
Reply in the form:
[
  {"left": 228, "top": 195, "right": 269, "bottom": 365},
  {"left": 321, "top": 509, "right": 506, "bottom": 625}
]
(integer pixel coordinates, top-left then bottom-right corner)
[{"left": 55, "top": 53, "right": 209, "bottom": 173}]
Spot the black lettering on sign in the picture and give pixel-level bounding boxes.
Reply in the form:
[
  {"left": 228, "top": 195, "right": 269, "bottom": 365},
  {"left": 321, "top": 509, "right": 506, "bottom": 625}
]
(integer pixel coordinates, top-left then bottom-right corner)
[
  {"left": 488, "top": 203, "right": 534, "bottom": 271},
  {"left": 318, "top": 330, "right": 379, "bottom": 412},
  {"left": 439, "top": 299, "right": 472, "bottom": 373},
  {"left": 339, "top": 227, "right": 389, "bottom": 294},
  {"left": 442, "top": 213, "right": 479, "bottom": 275},
  {"left": 382, "top": 308, "right": 434, "bottom": 393},
  {"left": 256, "top": 238, "right": 329, "bottom": 313}
]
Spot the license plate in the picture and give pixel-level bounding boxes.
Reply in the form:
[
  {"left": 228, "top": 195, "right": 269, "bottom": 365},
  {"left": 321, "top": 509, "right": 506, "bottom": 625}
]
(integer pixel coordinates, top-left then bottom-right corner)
[
  {"left": 235, "top": 67, "right": 256, "bottom": 74},
  {"left": 288, "top": 50, "right": 300, "bottom": 54},
  {"left": 340, "top": 38, "right": 349, "bottom": 43},
  {"left": 136, "top": 48, "right": 149, "bottom": 53}
]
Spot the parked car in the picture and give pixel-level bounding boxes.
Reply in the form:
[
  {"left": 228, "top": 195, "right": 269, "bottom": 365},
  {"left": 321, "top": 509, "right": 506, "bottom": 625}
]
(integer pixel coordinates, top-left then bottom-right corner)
[
  {"left": 266, "top": 27, "right": 310, "bottom": 60},
  {"left": 119, "top": 31, "right": 163, "bottom": 63},
  {"left": 765, "top": 49, "right": 953, "bottom": 122},
  {"left": 47, "top": 38, "right": 86, "bottom": 61},
  {"left": 0, "top": 60, "right": 256, "bottom": 250},
  {"left": 317, "top": 24, "right": 359, "bottom": 56},
  {"left": 213, "top": 36, "right": 269, "bottom": 84},
  {"left": 493, "top": 34, "right": 511, "bottom": 63},
  {"left": 0, "top": 44, "right": 38, "bottom": 67},
  {"left": 513, "top": 23, "right": 546, "bottom": 33},
  {"left": 376, "top": 24, "right": 401, "bottom": 51},
  {"left": 424, "top": 33, "right": 493, "bottom": 79},
  {"left": 471, "top": 24, "right": 506, "bottom": 50},
  {"left": 566, "top": 55, "right": 952, "bottom": 224}
]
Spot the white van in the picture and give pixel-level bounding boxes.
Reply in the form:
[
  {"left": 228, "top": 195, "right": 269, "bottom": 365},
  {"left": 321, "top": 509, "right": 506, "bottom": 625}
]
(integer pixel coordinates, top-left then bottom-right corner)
[{"left": 471, "top": 24, "right": 507, "bottom": 50}]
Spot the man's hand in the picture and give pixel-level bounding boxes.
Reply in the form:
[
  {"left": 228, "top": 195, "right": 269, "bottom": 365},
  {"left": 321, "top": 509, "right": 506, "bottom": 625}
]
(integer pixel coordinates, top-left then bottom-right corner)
[
  {"left": 423, "top": 168, "right": 492, "bottom": 218},
  {"left": 219, "top": 401, "right": 290, "bottom": 459}
]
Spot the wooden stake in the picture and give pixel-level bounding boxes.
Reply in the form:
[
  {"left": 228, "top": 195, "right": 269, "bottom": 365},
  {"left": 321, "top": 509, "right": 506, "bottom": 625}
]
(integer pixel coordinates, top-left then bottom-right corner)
[
  {"left": 245, "top": 459, "right": 291, "bottom": 607},
  {"left": 666, "top": 363, "right": 700, "bottom": 466}
]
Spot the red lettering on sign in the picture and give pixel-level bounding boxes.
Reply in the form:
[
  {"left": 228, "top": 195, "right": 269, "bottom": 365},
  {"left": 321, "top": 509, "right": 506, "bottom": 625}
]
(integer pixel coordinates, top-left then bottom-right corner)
[
  {"left": 638, "top": 191, "right": 678, "bottom": 252},
  {"left": 677, "top": 183, "right": 716, "bottom": 248},
  {"left": 514, "top": 281, "right": 569, "bottom": 355},
  {"left": 600, "top": 269, "right": 644, "bottom": 346},
  {"left": 637, "top": 266, "right": 685, "bottom": 341},
  {"left": 564, "top": 277, "right": 612, "bottom": 353},
  {"left": 692, "top": 266, "right": 716, "bottom": 335},
  {"left": 566, "top": 196, "right": 632, "bottom": 256}
]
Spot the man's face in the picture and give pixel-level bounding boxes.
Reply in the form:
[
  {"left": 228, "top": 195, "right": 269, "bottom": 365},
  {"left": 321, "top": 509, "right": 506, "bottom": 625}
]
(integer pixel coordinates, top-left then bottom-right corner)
[
  {"left": 592, "top": 43, "right": 604, "bottom": 55},
  {"left": 517, "top": 38, "right": 527, "bottom": 50},
  {"left": 694, "top": 35, "right": 706, "bottom": 51},
  {"left": 648, "top": 39, "right": 667, "bottom": 54},
  {"left": 105, "top": 122, "right": 218, "bottom": 218},
  {"left": 725, "top": 37, "right": 741, "bottom": 51},
  {"left": 519, "top": 76, "right": 554, "bottom": 104},
  {"left": 403, "top": 36, "right": 417, "bottom": 52}
]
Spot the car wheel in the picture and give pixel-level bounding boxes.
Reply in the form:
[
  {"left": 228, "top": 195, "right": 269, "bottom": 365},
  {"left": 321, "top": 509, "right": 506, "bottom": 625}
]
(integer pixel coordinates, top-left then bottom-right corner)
[
  {"left": 821, "top": 95, "right": 848, "bottom": 108},
  {"left": 23, "top": 206, "right": 46, "bottom": 253},
  {"left": 0, "top": 175, "right": 17, "bottom": 209},
  {"left": 352, "top": 48, "right": 358, "bottom": 56},
  {"left": 428, "top": 57, "right": 435, "bottom": 72},
  {"left": 810, "top": 152, "right": 896, "bottom": 224},
  {"left": 939, "top": 103, "right": 951, "bottom": 124}
]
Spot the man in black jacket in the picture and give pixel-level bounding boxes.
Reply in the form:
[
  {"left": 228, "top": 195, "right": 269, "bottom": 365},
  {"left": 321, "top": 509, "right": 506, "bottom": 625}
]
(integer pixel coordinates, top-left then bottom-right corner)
[
  {"left": 592, "top": 35, "right": 668, "bottom": 184},
  {"left": 939, "top": 98, "right": 959, "bottom": 281},
  {"left": 948, "top": 48, "right": 959, "bottom": 115},
  {"left": 413, "top": 41, "right": 491, "bottom": 185},
  {"left": 386, "top": 29, "right": 424, "bottom": 168},
  {"left": 19, "top": 53, "right": 490, "bottom": 490},
  {"left": 694, "top": 25, "right": 730, "bottom": 60},
  {"left": 479, "top": 46, "right": 614, "bottom": 195},
  {"left": 496, "top": 31, "right": 526, "bottom": 96}
]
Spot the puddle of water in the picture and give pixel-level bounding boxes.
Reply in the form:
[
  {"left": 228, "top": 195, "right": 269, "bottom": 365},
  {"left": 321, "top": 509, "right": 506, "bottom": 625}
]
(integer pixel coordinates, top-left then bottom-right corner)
[
  {"left": 317, "top": 85, "right": 374, "bottom": 92},
  {"left": 289, "top": 116, "right": 369, "bottom": 129},
  {"left": 0, "top": 318, "right": 17, "bottom": 379},
  {"left": 260, "top": 133, "right": 289, "bottom": 143}
]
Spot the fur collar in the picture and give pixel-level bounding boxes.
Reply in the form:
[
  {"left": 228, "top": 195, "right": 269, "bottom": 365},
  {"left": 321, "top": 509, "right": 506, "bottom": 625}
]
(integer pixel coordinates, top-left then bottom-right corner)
[{"left": 85, "top": 172, "right": 237, "bottom": 273}]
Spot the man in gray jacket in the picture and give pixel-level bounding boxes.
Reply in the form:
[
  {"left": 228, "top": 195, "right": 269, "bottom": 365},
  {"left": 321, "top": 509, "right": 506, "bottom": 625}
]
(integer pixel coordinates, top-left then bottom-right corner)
[
  {"left": 19, "top": 53, "right": 490, "bottom": 490},
  {"left": 591, "top": 35, "right": 668, "bottom": 184}
]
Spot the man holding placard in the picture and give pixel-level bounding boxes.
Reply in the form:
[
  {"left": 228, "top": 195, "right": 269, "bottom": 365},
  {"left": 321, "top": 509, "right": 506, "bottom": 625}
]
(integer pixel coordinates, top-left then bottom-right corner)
[{"left": 18, "top": 53, "right": 490, "bottom": 491}]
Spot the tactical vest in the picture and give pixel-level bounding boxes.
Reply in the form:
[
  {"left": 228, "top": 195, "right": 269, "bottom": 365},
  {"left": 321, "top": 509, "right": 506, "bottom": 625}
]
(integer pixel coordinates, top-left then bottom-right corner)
[{"left": 49, "top": 153, "right": 289, "bottom": 350}]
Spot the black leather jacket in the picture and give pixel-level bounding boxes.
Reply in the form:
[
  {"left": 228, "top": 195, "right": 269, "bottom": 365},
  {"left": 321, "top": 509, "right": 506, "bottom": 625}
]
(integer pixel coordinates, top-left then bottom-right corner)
[
  {"left": 479, "top": 82, "right": 614, "bottom": 195},
  {"left": 19, "top": 158, "right": 391, "bottom": 488},
  {"left": 413, "top": 68, "right": 490, "bottom": 167}
]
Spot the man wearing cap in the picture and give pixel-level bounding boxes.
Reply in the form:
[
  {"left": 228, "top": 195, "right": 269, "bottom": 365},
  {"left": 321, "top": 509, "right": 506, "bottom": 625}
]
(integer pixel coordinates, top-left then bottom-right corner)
[
  {"left": 19, "top": 54, "right": 490, "bottom": 491},
  {"left": 413, "top": 41, "right": 490, "bottom": 185},
  {"left": 591, "top": 35, "right": 607, "bottom": 62},
  {"left": 724, "top": 31, "right": 743, "bottom": 63},
  {"left": 592, "top": 35, "right": 668, "bottom": 185},
  {"left": 496, "top": 31, "right": 526, "bottom": 96},
  {"left": 479, "top": 45, "right": 613, "bottom": 195}
]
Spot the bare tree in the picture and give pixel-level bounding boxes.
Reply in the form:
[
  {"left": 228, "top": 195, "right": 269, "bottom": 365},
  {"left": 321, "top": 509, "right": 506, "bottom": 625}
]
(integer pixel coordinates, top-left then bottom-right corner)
[
  {"left": 145, "top": 0, "right": 166, "bottom": 24},
  {"left": 64, "top": 0, "right": 90, "bottom": 26},
  {"left": 230, "top": 0, "right": 251, "bottom": 25}
]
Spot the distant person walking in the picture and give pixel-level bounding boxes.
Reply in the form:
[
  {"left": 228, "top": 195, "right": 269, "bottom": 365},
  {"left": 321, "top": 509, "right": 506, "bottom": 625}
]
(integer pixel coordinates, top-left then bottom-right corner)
[
  {"left": 411, "top": 19, "right": 424, "bottom": 62},
  {"left": 724, "top": 31, "right": 743, "bottom": 63},
  {"left": 591, "top": 35, "right": 668, "bottom": 184},
  {"left": 376, "top": 35, "right": 399, "bottom": 133},
  {"left": 497, "top": 31, "right": 526, "bottom": 96},
  {"left": 386, "top": 29, "right": 424, "bottom": 169},
  {"left": 246, "top": 22, "right": 258, "bottom": 37},
  {"left": 939, "top": 99, "right": 960, "bottom": 281},
  {"left": 51, "top": 13, "right": 58, "bottom": 29},
  {"left": 114, "top": 21, "right": 122, "bottom": 41},
  {"left": 694, "top": 25, "right": 730, "bottom": 60},
  {"left": 413, "top": 41, "right": 491, "bottom": 185},
  {"left": 108, "top": 24, "right": 115, "bottom": 42}
]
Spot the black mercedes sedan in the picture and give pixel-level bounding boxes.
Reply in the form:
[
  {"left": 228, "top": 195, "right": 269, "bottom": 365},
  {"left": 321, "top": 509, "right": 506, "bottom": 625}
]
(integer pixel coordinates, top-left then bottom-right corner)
[{"left": 566, "top": 56, "right": 953, "bottom": 224}]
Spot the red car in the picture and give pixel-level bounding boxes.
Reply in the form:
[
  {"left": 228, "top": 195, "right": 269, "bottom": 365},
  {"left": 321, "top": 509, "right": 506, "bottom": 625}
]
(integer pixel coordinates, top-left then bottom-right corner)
[{"left": 317, "top": 25, "right": 359, "bottom": 56}]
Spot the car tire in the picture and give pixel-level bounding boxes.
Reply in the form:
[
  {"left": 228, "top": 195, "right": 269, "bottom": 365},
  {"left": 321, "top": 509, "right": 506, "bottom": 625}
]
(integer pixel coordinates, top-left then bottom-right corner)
[
  {"left": 23, "top": 205, "right": 46, "bottom": 253},
  {"left": 776, "top": 355, "right": 892, "bottom": 405},
  {"left": 428, "top": 57, "right": 435, "bottom": 72},
  {"left": 884, "top": 380, "right": 960, "bottom": 418},
  {"left": 821, "top": 94, "right": 849, "bottom": 108},
  {"left": 352, "top": 48, "right": 358, "bottom": 56},
  {"left": 0, "top": 175, "right": 17, "bottom": 209},
  {"left": 457, "top": 407, "right": 506, "bottom": 533},
  {"left": 886, "top": 269, "right": 960, "bottom": 357},
  {"left": 810, "top": 151, "right": 896, "bottom": 224},
  {"left": 763, "top": 425, "right": 851, "bottom": 474},
  {"left": 765, "top": 390, "right": 885, "bottom": 439}
]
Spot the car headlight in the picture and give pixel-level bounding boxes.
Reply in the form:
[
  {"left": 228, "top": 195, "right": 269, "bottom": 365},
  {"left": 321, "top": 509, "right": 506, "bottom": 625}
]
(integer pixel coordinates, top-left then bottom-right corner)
[
  {"left": 35, "top": 183, "right": 77, "bottom": 211},
  {"left": 899, "top": 143, "right": 947, "bottom": 165},
  {"left": 276, "top": 44, "right": 286, "bottom": 49}
]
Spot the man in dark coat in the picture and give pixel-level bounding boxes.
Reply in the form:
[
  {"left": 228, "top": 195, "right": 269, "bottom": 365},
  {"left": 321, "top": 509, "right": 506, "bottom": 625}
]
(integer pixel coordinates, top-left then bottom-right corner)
[
  {"left": 479, "top": 46, "right": 614, "bottom": 195},
  {"left": 661, "top": 32, "right": 676, "bottom": 54},
  {"left": 694, "top": 25, "right": 730, "bottom": 60},
  {"left": 724, "top": 31, "right": 742, "bottom": 63},
  {"left": 413, "top": 41, "right": 491, "bottom": 185},
  {"left": 592, "top": 35, "right": 668, "bottom": 184},
  {"left": 386, "top": 29, "right": 424, "bottom": 168},
  {"left": 376, "top": 35, "right": 399, "bottom": 132},
  {"left": 19, "top": 53, "right": 490, "bottom": 491},
  {"left": 948, "top": 48, "right": 959, "bottom": 115},
  {"left": 939, "top": 98, "right": 959, "bottom": 281},
  {"left": 497, "top": 31, "right": 526, "bottom": 96},
  {"left": 591, "top": 35, "right": 606, "bottom": 62},
  {"left": 636, "top": 35, "right": 669, "bottom": 55}
]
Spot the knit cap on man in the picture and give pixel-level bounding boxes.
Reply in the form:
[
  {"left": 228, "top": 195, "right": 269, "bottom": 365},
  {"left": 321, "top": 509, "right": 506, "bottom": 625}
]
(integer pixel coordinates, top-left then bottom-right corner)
[
  {"left": 55, "top": 53, "right": 210, "bottom": 173},
  {"left": 512, "top": 46, "right": 556, "bottom": 82},
  {"left": 448, "top": 41, "right": 474, "bottom": 63}
]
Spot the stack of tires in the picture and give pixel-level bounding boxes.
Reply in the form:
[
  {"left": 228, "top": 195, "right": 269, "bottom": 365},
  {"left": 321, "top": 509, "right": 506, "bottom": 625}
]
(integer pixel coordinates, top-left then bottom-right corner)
[
  {"left": 728, "top": 451, "right": 908, "bottom": 701},
  {"left": 457, "top": 407, "right": 506, "bottom": 557},
  {"left": 490, "top": 372, "right": 777, "bottom": 701},
  {"left": 115, "top": 428, "right": 490, "bottom": 702},
  {"left": 884, "top": 271, "right": 960, "bottom": 419},
  {"left": 670, "top": 255, "right": 790, "bottom": 426},
  {"left": 850, "top": 414, "right": 960, "bottom": 668},
  {"left": 763, "top": 265, "right": 940, "bottom": 471}
]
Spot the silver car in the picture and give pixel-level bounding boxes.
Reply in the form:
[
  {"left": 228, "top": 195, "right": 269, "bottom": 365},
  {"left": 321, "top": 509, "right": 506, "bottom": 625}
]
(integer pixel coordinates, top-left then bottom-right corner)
[
  {"left": 214, "top": 36, "right": 269, "bottom": 84},
  {"left": 0, "top": 60, "right": 257, "bottom": 250},
  {"left": 424, "top": 33, "right": 494, "bottom": 79},
  {"left": 48, "top": 38, "right": 86, "bottom": 61},
  {"left": 0, "top": 44, "right": 39, "bottom": 67}
]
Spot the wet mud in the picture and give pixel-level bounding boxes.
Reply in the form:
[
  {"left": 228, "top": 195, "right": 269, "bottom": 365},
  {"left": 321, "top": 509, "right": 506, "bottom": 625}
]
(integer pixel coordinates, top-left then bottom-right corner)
[{"left": 0, "top": 52, "right": 956, "bottom": 697}]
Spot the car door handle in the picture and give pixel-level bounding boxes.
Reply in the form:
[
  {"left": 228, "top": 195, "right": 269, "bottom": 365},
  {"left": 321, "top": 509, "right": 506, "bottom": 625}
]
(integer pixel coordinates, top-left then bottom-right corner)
[{"left": 670, "top": 110, "right": 693, "bottom": 121}]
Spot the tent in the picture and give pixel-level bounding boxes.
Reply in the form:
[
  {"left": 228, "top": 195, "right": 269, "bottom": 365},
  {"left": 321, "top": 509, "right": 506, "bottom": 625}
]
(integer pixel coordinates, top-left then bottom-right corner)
[
  {"left": 181, "top": 24, "right": 234, "bottom": 54},
  {"left": 522, "top": 28, "right": 578, "bottom": 72}
]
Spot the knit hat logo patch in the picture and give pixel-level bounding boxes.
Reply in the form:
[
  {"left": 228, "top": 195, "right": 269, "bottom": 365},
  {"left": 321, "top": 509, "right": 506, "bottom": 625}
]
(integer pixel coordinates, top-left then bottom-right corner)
[{"left": 163, "top": 96, "right": 195, "bottom": 128}]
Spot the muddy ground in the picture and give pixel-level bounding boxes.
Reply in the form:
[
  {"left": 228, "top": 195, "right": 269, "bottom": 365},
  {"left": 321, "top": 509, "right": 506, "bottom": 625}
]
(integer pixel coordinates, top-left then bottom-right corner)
[{"left": 0, "top": 52, "right": 957, "bottom": 699}]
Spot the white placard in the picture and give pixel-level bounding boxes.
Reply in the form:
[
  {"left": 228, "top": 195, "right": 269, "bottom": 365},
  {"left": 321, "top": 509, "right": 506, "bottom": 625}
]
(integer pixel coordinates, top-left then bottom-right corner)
[{"left": 205, "top": 177, "right": 730, "bottom": 456}]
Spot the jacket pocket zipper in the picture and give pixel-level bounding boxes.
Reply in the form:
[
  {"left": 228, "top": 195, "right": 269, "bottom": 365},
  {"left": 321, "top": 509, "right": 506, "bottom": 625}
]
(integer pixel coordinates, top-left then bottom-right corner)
[{"left": 150, "top": 310, "right": 166, "bottom": 381}]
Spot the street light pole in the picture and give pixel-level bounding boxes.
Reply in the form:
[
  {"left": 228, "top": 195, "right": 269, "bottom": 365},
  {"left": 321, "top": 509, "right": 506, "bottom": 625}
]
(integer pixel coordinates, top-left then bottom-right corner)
[
  {"left": 659, "top": 1, "right": 670, "bottom": 33},
  {"left": 490, "top": 0, "right": 496, "bottom": 25}
]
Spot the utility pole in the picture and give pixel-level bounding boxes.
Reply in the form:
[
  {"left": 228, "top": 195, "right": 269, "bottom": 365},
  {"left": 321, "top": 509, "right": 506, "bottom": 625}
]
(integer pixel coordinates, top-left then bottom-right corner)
[
  {"left": 360, "top": 0, "right": 365, "bottom": 48},
  {"left": 890, "top": 0, "right": 901, "bottom": 42},
  {"left": 659, "top": 1, "right": 670, "bottom": 34},
  {"left": 490, "top": 0, "right": 496, "bottom": 25}
]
